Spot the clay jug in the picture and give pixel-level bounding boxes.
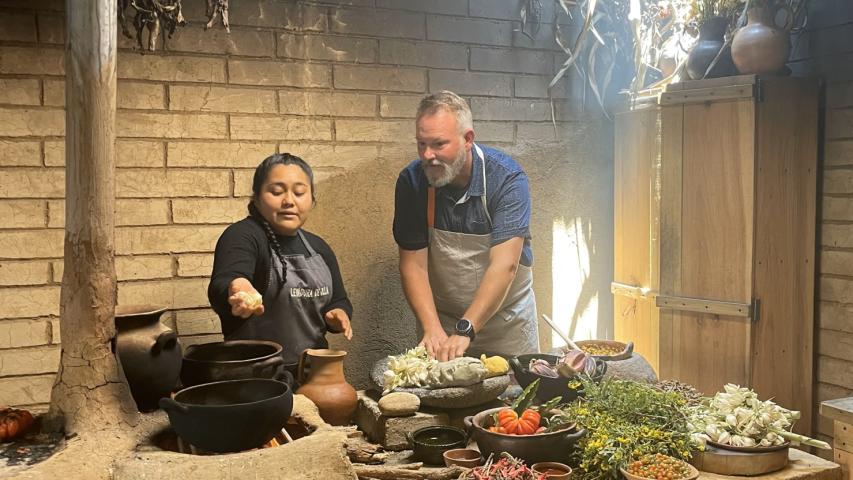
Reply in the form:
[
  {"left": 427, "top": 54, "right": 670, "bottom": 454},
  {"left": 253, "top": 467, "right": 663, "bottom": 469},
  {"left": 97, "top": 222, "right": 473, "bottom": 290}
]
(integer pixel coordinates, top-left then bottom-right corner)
[
  {"left": 296, "top": 348, "right": 357, "bottom": 426},
  {"left": 115, "top": 304, "right": 182, "bottom": 412},
  {"left": 686, "top": 16, "right": 735, "bottom": 80},
  {"left": 731, "top": 6, "right": 794, "bottom": 74}
]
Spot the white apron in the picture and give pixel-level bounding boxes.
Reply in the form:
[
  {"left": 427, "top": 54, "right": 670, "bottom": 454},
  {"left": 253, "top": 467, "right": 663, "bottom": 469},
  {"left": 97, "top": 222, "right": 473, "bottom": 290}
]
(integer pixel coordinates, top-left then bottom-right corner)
[{"left": 426, "top": 144, "right": 540, "bottom": 358}]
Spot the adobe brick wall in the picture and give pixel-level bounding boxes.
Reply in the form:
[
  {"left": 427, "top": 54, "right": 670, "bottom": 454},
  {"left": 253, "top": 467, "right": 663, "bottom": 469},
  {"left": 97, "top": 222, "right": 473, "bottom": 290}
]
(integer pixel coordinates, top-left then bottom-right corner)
[
  {"left": 789, "top": 0, "right": 853, "bottom": 455},
  {"left": 0, "top": 0, "right": 614, "bottom": 408}
]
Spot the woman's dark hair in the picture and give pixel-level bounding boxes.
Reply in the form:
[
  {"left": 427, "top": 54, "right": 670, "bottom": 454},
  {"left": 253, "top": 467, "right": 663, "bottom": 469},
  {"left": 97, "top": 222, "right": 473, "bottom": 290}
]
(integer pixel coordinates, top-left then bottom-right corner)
[{"left": 247, "top": 153, "right": 316, "bottom": 296}]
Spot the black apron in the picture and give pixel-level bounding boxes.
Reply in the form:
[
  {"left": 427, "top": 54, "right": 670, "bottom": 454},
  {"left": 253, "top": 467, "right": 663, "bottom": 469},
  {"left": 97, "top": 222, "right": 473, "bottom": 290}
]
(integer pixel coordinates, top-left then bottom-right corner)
[{"left": 225, "top": 229, "right": 334, "bottom": 367}]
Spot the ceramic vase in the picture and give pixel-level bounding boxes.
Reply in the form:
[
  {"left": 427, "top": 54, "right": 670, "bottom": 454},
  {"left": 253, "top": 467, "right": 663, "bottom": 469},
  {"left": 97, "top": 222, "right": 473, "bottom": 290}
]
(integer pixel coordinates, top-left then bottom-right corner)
[
  {"left": 296, "top": 348, "right": 357, "bottom": 426},
  {"left": 732, "top": 6, "right": 793, "bottom": 74},
  {"left": 115, "top": 304, "right": 182, "bottom": 412},
  {"left": 686, "top": 16, "right": 736, "bottom": 80}
]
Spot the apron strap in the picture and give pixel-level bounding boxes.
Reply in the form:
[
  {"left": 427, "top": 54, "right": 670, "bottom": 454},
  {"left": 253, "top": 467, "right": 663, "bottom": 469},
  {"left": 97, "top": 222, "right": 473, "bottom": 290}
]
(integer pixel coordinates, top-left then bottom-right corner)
[
  {"left": 473, "top": 144, "right": 492, "bottom": 228},
  {"left": 427, "top": 186, "right": 436, "bottom": 228},
  {"left": 296, "top": 229, "right": 318, "bottom": 256}
]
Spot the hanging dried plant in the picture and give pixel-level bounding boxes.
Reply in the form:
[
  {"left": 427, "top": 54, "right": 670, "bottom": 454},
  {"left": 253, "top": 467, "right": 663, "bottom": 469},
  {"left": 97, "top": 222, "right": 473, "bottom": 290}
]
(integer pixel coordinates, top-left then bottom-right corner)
[{"left": 118, "top": 0, "right": 187, "bottom": 52}]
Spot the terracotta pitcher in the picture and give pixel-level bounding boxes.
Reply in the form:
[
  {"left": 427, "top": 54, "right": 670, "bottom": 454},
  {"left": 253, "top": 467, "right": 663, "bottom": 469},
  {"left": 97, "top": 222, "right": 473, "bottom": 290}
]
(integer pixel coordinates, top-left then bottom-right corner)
[
  {"left": 731, "top": 6, "right": 794, "bottom": 74},
  {"left": 296, "top": 348, "right": 357, "bottom": 426}
]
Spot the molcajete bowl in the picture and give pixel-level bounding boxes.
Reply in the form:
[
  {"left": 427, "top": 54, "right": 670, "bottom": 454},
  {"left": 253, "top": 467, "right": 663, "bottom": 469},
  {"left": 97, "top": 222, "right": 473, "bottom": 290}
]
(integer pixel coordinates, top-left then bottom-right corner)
[
  {"left": 407, "top": 425, "right": 468, "bottom": 465},
  {"left": 370, "top": 357, "right": 510, "bottom": 408},
  {"left": 510, "top": 353, "right": 607, "bottom": 402},
  {"left": 181, "top": 340, "right": 291, "bottom": 388},
  {"left": 159, "top": 378, "right": 292, "bottom": 453},
  {"left": 464, "top": 407, "right": 585, "bottom": 464}
]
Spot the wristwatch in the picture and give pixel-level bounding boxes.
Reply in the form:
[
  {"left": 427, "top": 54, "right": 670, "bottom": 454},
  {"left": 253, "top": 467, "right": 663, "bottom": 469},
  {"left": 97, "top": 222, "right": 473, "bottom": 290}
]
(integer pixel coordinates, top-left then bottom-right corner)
[{"left": 455, "top": 318, "right": 476, "bottom": 341}]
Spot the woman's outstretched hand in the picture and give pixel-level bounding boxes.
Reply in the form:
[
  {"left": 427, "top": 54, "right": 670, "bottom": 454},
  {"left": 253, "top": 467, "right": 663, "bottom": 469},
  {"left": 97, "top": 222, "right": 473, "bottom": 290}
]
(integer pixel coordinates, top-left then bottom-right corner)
[
  {"left": 325, "top": 308, "right": 353, "bottom": 340},
  {"left": 228, "top": 278, "right": 265, "bottom": 318}
]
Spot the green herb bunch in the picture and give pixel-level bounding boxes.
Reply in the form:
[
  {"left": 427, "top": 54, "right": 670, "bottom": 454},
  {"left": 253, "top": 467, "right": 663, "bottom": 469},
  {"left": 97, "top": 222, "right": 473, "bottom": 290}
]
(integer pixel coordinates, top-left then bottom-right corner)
[{"left": 559, "top": 378, "right": 695, "bottom": 480}]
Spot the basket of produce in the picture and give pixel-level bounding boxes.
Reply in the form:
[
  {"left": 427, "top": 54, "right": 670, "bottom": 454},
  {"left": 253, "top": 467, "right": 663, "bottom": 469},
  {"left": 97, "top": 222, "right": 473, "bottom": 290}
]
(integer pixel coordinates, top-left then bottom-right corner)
[
  {"left": 464, "top": 380, "right": 585, "bottom": 464},
  {"left": 371, "top": 347, "right": 511, "bottom": 408},
  {"left": 620, "top": 454, "right": 699, "bottom": 480},
  {"left": 574, "top": 340, "right": 633, "bottom": 361},
  {"left": 510, "top": 353, "right": 606, "bottom": 402},
  {"left": 688, "top": 384, "right": 830, "bottom": 452}
]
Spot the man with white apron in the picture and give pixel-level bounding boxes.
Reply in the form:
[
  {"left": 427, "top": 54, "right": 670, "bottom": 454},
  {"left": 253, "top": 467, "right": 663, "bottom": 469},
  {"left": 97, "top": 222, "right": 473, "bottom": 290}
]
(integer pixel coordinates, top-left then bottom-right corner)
[{"left": 393, "top": 91, "right": 540, "bottom": 361}]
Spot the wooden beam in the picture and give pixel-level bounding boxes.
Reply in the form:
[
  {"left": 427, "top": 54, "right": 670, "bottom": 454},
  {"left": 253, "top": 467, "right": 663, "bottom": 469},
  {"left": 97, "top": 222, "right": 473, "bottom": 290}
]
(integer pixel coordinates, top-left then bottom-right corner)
[{"left": 47, "top": 0, "right": 138, "bottom": 434}]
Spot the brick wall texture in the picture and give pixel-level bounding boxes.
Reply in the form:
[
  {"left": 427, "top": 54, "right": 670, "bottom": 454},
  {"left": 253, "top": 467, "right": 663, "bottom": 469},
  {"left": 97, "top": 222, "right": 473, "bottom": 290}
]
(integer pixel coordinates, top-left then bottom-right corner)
[
  {"left": 789, "top": 0, "right": 853, "bottom": 455},
  {"left": 0, "top": 0, "right": 598, "bottom": 408}
]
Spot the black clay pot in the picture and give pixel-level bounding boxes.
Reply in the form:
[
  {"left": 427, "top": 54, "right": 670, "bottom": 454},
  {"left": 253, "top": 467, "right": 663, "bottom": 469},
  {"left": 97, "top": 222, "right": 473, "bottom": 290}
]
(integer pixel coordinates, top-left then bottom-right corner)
[
  {"left": 407, "top": 426, "right": 468, "bottom": 466},
  {"left": 510, "top": 353, "right": 607, "bottom": 403},
  {"left": 180, "top": 340, "right": 291, "bottom": 388},
  {"left": 465, "top": 408, "right": 586, "bottom": 464},
  {"left": 115, "top": 304, "right": 182, "bottom": 412},
  {"left": 686, "top": 16, "right": 736, "bottom": 80},
  {"left": 159, "top": 378, "right": 293, "bottom": 453}
]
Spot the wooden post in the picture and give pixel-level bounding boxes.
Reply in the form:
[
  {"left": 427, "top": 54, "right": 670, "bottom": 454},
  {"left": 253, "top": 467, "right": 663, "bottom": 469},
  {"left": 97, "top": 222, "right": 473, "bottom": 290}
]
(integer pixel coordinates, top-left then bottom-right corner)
[{"left": 45, "top": 0, "right": 138, "bottom": 435}]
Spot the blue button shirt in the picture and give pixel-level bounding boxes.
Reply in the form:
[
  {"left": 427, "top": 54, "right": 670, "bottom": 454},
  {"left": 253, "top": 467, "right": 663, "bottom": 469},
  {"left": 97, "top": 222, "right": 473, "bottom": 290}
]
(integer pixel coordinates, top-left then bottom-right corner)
[{"left": 393, "top": 144, "right": 533, "bottom": 267}]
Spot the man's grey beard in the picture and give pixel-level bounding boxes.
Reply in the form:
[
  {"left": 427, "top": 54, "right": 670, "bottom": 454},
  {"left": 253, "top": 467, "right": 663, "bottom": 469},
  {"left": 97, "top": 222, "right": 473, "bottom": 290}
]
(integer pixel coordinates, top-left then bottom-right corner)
[{"left": 422, "top": 147, "right": 466, "bottom": 187}]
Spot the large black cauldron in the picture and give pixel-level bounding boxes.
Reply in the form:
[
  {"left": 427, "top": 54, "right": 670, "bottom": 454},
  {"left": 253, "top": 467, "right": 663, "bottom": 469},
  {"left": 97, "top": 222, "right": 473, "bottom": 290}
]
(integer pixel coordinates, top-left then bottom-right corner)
[
  {"left": 180, "top": 340, "right": 291, "bottom": 388},
  {"left": 160, "top": 378, "right": 292, "bottom": 453}
]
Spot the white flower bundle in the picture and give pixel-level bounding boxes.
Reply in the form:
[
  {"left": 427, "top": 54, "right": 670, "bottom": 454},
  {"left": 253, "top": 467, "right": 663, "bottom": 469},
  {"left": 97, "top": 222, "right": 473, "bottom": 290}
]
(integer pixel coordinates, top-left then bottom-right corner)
[
  {"left": 382, "top": 346, "right": 437, "bottom": 394},
  {"left": 688, "top": 384, "right": 829, "bottom": 450}
]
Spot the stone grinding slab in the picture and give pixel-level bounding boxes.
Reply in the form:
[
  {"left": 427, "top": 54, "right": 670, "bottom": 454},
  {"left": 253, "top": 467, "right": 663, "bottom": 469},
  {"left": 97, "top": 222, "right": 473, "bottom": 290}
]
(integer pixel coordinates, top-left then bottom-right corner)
[{"left": 370, "top": 357, "right": 510, "bottom": 409}]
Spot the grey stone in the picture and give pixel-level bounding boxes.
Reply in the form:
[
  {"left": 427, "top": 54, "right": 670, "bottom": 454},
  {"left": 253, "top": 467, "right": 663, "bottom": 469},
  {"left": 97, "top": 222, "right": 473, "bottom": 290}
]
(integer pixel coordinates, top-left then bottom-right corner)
[
  {"left": 378, "top": 392, "right": 420, "bottom": 416},
  {"left": 356, "top": 391, "right": 448, "bottom": 450},
  {"left": 370, "top": 358, "right": 511, "bottom": 409}
]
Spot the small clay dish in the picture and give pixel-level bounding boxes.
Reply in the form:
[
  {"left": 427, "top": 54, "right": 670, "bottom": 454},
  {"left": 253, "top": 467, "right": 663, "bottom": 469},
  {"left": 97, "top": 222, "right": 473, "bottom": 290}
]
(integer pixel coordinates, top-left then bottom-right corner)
[
  {"left": 443, "top": 448, "right": 483, "bottom": 468},
  {"left": 407, "top": 425, "right": 467, "bottom": 465},
  {"left": 532, "top": 461, "right": 573, "bottom": 479}
]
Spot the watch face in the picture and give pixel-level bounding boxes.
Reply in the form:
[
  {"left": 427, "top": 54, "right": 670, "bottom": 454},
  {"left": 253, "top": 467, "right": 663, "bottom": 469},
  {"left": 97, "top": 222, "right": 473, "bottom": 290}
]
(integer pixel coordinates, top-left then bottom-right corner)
[{"left": 456, "top": 319, "right": 472, "bottom": 332}]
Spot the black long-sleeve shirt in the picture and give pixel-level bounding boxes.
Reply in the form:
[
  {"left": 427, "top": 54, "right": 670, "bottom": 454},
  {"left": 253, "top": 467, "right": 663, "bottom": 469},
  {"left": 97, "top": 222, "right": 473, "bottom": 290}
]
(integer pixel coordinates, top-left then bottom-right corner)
[{"left": 208, "top": 217, "right": 353, "bottom": 336}]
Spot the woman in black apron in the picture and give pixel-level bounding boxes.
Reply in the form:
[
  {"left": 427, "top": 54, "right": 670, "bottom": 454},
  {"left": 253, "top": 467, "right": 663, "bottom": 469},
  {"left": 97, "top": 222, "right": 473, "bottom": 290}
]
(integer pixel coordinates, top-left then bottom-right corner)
[{"left": 208, "top": 153, "right": 354, "bottom": 383}]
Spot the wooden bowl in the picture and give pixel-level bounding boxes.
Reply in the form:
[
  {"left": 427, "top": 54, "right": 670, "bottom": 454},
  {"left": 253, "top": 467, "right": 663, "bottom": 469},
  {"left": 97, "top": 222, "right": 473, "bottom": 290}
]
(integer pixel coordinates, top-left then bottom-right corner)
[
  {"left": 443, "top": 448, "right": 483, "bottom": 468},
  {"left": 620, "top": 456, "right": 699, "bottom": 480},
  {"left": 532, "top": 461, "right": 573, "bottom": 479}
]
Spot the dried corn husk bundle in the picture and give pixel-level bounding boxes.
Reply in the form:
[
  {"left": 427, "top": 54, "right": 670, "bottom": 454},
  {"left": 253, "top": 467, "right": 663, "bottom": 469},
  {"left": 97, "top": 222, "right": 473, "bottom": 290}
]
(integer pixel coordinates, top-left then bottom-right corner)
[{"left": 688, "top": 384, "right": 829, "bottom": 450}]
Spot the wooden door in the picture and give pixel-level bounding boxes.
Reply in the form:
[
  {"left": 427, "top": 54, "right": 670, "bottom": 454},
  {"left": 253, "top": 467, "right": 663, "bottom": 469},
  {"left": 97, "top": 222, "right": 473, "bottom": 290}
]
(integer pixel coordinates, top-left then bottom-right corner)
[
  {"left": 613, "top": 106, "right": 660, "bottom": 372},
  {"left": 750, "top": 79, "right": 818, "bottom": 434},
  {"left": 659, "top": 98, "right": 756, "bottom": 394}
]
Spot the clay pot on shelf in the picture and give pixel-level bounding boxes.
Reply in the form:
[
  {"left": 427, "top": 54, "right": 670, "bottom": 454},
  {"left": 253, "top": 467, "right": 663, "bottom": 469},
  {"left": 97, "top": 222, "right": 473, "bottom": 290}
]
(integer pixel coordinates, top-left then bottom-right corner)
[
  {"left": 295, "top": 348, "right": 357, "bottom": 425},
  {"left": 686, "top": 16, "right": 736, "bottom": 80},
  {"left": 731, "top": 6, "right": 794, "bottom": 75},
  {"left": 114, "top": 304, "right": 182, "bottom": 412}
]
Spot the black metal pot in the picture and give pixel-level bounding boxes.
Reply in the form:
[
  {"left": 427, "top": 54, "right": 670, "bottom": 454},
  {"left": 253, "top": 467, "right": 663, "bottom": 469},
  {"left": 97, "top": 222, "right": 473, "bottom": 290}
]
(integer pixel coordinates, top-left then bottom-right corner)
[
  {"left": 407, "top": 426, "right": 468, "bottom": 466},
  {"left": 464, "top": 407, "right": 585, "bottom": 464},
  {"left": 510, "top": 353, "right": 607, "bottom": 402},
  {"left": 180, "top": 340, "right": 291, "bottom": 388},
  {"left": 159, "top": 378, "right": 293, "bottom": 453}
]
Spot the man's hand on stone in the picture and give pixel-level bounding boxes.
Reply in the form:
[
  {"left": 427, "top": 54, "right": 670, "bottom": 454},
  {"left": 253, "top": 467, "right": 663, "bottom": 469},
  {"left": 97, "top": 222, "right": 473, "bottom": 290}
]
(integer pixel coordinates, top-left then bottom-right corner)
[
  {"left": 419, "top": 328, "right": 449, "bottom": 360},
  {"left": 435, "top": 334, "right": 470, "bottom": 362}
]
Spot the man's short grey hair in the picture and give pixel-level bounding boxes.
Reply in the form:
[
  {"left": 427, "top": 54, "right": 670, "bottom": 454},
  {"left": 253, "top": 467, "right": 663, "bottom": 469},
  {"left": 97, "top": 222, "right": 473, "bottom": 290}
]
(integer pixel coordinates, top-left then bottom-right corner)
[{"left": 416, "top": 91, "right": 473, "bottom": 133}]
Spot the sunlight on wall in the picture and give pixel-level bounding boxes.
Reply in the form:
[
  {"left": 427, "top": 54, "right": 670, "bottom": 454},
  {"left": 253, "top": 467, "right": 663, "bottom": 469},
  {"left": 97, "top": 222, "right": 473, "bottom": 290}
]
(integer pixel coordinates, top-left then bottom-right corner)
[{"left": 551, "top": 217, "right": 599, "bottom": 347}]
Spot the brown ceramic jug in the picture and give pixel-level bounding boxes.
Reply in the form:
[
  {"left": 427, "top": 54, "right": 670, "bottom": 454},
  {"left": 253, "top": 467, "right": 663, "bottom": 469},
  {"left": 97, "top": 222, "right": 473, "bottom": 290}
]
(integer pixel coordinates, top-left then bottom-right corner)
[
  {"left": 114, "top": 304, "right": 182, "bottom": 412},
  {"left": 731, "top": 6, "right": 794, "bottom": 75},
  {"left": 295, "top": 348, "right": 357, "bottom": 426}
]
